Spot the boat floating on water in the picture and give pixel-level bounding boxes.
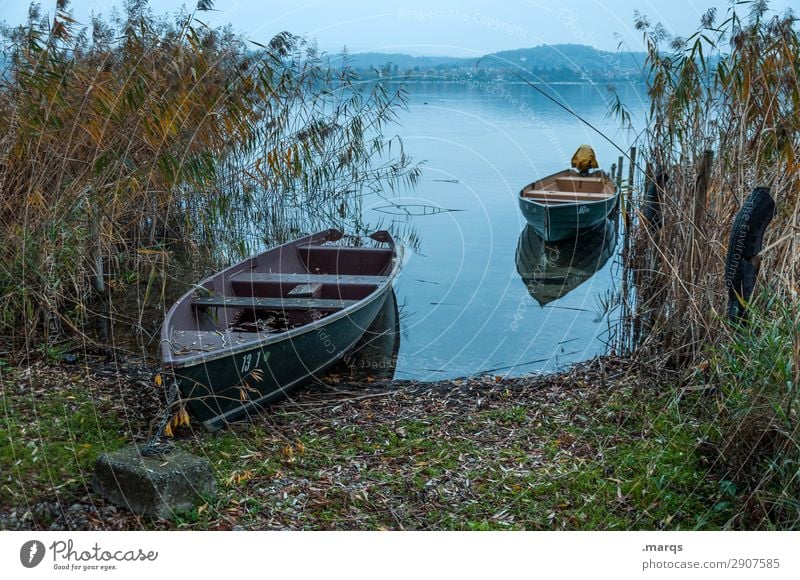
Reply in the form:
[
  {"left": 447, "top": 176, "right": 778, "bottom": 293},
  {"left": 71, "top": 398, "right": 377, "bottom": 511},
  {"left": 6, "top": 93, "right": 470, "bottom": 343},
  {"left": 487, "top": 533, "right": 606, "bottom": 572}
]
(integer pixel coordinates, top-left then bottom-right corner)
[
  {"left": 160, "top": 229, "right": 401, "bottom": 431},
  {"left": 518, "top": 146, "right": 618, "bottom": 242}
]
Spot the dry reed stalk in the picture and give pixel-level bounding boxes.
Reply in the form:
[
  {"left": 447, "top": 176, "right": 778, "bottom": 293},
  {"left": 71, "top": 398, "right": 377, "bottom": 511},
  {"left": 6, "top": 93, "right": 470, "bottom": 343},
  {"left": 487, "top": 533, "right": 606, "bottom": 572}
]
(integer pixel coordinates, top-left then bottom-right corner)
[
  {"left": 0, "top": 1, "right": 419, "bottom": 347},
  {"left": 620, "top": 2, "right": 799, "bottom": 365}
]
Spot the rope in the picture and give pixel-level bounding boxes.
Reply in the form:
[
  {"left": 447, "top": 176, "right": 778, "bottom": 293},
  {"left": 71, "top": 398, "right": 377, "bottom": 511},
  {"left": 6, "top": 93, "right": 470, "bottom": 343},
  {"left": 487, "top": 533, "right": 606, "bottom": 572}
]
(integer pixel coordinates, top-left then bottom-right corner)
[{"left": 140, "top": 381, "right": 179, "bottom": 457}]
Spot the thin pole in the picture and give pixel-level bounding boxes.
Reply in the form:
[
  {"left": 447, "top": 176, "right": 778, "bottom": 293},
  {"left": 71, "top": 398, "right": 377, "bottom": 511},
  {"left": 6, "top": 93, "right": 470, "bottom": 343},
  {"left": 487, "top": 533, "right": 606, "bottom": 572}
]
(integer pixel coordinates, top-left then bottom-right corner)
[{"left": 627, "top": 146, "right": 637, "bottom": 189}]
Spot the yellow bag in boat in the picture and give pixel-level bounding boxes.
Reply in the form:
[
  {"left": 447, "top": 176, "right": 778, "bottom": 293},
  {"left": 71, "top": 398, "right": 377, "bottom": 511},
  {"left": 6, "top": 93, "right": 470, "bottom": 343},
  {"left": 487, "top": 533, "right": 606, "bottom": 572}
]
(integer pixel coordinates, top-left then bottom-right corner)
[{"left": 571, "top": 145, "right": 599, "bottom": 174}]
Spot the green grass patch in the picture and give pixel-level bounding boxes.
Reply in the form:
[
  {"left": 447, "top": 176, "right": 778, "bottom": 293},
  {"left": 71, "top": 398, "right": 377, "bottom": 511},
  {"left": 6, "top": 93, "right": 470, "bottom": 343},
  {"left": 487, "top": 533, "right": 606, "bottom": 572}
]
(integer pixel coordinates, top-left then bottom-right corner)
[{"left": 0, "top": 370, "right": 127, "bottom": 507}]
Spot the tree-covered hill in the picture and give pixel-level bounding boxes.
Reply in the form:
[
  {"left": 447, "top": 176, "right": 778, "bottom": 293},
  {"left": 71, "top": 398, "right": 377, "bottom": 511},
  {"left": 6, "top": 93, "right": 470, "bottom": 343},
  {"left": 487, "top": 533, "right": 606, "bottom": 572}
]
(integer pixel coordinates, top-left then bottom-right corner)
[{"left": 329, "top": 44, "right": 646, "bottom": 82}]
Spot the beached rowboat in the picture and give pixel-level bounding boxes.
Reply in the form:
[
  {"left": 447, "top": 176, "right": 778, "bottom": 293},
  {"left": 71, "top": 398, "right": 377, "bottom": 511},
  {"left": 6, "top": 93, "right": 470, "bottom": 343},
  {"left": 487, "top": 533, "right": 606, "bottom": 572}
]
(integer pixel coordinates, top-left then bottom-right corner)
[{"left": 160, "top": 229, "right": 401, "bottom": 431}]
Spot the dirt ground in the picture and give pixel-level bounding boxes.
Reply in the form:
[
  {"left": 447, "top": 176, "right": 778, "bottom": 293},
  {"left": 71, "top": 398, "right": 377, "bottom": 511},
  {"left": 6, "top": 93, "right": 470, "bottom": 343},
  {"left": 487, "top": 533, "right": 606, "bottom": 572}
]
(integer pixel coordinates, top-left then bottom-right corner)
[{"left": 2, "top": 350, "right": 727, "bottom": 531}]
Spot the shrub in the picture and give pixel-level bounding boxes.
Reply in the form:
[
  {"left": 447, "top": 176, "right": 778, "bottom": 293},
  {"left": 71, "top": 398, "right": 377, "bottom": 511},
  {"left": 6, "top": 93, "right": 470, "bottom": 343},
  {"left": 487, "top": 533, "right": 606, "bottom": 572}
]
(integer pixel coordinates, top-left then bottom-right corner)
[
  {"left": 619, "top": 1, "right": 800, "bottom": 364},
  {"left": 0, "top": 0, "right": 418, "bottom": 345}
]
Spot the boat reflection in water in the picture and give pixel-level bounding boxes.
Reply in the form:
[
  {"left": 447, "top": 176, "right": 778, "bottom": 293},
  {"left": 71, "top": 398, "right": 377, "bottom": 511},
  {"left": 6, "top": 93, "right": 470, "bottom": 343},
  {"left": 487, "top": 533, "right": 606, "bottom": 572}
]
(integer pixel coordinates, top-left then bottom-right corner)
[
  {"left": 326, "top": 288, "right": 401, "bottom": 381},
  {"left": 515, "top": 217, "right": 618, "bottom": 306}
]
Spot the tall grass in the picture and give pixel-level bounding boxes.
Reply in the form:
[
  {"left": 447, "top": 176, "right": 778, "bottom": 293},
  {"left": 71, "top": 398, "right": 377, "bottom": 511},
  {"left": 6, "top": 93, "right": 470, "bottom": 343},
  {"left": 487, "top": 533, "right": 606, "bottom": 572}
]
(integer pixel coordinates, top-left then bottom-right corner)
[
  {"left": 707, "top": 294, "right": 800, "bottom": 528},
  {"left": 622, "top": 1, "right": 799, "bottom": 364},
  {"left": 0, "top": 0, "right": 418, "bottom": 347},
  {"left": 622, "top": 1, "right": 800, "bottom": 528}
]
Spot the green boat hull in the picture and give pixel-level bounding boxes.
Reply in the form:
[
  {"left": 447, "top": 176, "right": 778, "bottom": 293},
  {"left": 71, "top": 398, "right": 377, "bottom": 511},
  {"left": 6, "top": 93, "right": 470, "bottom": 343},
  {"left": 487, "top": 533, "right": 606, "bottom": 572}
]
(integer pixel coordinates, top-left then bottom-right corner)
[
  {"left": 171, "top": 290, "right": 389, "bottom": 431},
  {"left": 518, "top": 195, "right": 618, "bottom": 242}
]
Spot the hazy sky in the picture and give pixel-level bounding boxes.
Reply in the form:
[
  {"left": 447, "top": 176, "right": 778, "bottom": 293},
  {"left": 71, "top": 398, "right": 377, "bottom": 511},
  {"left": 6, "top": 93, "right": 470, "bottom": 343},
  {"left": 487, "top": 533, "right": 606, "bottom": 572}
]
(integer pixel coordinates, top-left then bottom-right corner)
[{"left": 0, "top": 0, "right": 795, "bottom": 55}]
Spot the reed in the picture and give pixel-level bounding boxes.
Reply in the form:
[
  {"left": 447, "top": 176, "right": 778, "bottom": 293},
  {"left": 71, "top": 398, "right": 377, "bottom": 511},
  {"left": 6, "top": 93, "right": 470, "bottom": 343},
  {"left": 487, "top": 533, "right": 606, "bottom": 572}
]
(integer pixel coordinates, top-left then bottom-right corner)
[
  {"left": 0, "top": 1, "right": 419, "bottom": 349},
  {"left": 622, "top": 1, "right": 800, "bottom": 528},
  {"left": 621, "top": 1, "right": 799, "bottom": 364}
]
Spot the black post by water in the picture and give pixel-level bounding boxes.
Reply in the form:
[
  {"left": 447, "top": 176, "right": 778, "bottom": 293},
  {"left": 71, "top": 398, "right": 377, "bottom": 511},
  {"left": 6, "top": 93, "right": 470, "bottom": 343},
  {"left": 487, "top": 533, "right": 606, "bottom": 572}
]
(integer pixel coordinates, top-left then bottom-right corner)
[
  {"left": 724, "top": 187, "right": 776, "bottom": 322},
  {"left": 627, "top": 147, "right": 636, "bottom": 189},
  {"left": 642, "top": 166, "right": 668, "bottom": 232},
  {"left": 693, "top": 150, "right": 714, "bottom": 232}
]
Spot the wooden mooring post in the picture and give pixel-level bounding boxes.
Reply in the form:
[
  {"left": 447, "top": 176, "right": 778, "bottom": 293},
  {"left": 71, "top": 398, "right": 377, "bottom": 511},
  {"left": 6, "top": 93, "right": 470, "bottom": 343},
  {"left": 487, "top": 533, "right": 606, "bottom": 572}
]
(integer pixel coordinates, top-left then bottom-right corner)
[
  {"left": 627, "top": 147, "right": 636, "bottom": 190},
  {"left": 693, "top": 150, "right": 714, "bottom": 231},
  {"left": 690, "top": 150, "right": 714, "bottom": 276},
  {"left": 642, "top": 165, "right": 667, "bottom": 233},
  {"left": 621, "top": 147, "right": 635, "bottom": 237}
]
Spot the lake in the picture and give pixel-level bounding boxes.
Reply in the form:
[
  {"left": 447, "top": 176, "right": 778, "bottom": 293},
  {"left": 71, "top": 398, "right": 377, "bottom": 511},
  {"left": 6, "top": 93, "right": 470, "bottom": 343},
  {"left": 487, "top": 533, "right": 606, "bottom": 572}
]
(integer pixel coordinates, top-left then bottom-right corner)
[{"left": 357, "top": 81, "right": 646, "bottom": 381}]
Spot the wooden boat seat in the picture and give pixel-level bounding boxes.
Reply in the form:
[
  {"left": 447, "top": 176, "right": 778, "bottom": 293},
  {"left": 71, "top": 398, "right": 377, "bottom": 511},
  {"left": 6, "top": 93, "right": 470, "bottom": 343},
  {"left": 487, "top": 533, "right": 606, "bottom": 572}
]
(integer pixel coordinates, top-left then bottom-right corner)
[
  {"left": 298, "top": 245, "right": 392, "bottom": 275},
  {"left": 231, "top": 272, "right": 386, "bottom": 285},
  {"left": 523, "top": 189, "right": 611, "bottom": 202},
  {"left": 192, "top": 296, "right": 358, "bottom": 310},
  {"left": 168, "top": 329, "right": 256, "bottom": 353},
  {"left": 554, "top": 176, "right": 607, "bottom": 193}
]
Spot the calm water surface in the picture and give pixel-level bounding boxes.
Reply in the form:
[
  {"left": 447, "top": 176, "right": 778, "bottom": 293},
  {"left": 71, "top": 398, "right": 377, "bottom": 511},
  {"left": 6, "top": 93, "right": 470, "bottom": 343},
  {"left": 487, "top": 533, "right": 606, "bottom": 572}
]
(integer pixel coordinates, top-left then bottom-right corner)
[{"left": 362, "top": 81, "right": 646, "bottom": 380}]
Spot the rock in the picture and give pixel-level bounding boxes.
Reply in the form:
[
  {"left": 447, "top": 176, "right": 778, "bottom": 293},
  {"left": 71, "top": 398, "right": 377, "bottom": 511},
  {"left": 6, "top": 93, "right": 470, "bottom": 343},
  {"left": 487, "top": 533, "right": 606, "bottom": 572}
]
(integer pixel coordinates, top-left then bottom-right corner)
[{"left": 92, "top": 444, "right": 216, "bottom": 519}]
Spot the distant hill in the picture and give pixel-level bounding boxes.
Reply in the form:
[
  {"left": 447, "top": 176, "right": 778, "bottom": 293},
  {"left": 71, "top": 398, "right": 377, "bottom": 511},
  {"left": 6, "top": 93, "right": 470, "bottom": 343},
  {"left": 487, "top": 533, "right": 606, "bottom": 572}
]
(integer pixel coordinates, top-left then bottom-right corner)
[
  {"left": 330, "top": 44, "right": 646, "bottom": 83},
  {"left": 328, "top": 52, "right": 474, "bottom": 70},
  {"left": 486, "top": 44, "right": 644, "bottom": 75}
]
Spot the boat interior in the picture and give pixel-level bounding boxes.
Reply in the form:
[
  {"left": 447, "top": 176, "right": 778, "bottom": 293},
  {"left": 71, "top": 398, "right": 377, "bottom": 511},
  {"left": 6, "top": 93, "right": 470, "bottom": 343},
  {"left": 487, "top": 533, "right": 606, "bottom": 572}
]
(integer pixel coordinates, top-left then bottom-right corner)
[
  {"left": 521, "top": 170, "right": 615, "bottom": 204},
  {"left": 185, "top": 243, "right": 394, "bottom": 334}
]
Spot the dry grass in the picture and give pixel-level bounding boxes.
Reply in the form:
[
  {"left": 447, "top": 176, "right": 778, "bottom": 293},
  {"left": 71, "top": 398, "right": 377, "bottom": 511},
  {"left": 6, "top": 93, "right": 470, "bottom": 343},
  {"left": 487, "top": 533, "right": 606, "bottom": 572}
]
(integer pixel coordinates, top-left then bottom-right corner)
[
  {"left": 619, "top": 1, "right": 800, "bottom": 529},
  {"left": 1, "top": 353, "right": 735, "bottom": 530},
  {"left": 0, "top": 0, "right": 418, "bottom": 349},
  {"left": 622, "top": 2, "right": 799, "bottom": 362}
]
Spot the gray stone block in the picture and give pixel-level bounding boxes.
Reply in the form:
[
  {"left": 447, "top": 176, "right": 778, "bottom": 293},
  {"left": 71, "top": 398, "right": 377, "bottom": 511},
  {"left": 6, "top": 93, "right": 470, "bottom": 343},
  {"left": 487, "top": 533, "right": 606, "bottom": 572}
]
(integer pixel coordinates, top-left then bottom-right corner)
[{"left": 92, "top": 444, "right": 216, "bottom": 519}]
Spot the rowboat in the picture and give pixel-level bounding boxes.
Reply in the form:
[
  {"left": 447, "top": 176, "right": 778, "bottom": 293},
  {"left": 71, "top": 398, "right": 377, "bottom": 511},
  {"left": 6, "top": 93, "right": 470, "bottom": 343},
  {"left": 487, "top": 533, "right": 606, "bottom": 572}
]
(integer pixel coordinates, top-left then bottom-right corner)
[
  {"left": 515, "top": 217, "right": 617, "bottom": 305},
  {"left": 518, "top": 169, "right": 618, "bottom": 242},
  {"left": 160, "top": 229, "right": 401, "bottom": 431}
]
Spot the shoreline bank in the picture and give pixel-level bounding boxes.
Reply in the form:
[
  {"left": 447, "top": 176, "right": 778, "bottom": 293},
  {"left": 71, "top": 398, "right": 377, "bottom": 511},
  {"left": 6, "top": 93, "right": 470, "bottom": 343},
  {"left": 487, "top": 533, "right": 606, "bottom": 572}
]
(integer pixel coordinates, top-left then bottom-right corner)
[{"left": 1, "top": 352, "right": 737, "bottom": 530}]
